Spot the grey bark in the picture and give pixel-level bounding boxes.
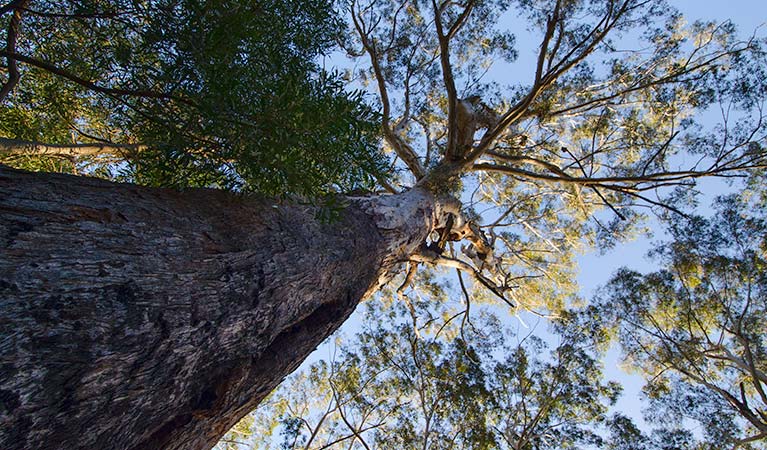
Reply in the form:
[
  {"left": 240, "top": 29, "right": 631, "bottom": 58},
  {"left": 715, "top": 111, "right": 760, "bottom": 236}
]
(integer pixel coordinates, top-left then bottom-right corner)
[{"left": 0, "top": 165, "right": 436, "bottom": 450}]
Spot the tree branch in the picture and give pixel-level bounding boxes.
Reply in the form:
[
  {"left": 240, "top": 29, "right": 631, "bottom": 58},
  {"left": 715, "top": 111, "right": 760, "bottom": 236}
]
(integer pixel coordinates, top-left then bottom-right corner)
[
  {"left": 472, "top": 161, "right": 766, "bottom": 190},
  {"left": 560, "top": 146, "right": 626, "bottom": 220},
  {"left": 410, "top": 249, "right": 514, "bottom": 308},
  {"left": 0, "top": 0, "right": 29, "bottom": 103},
  {"left": 0, "top": 50, "right": 195, "bottom": 105},
  {"left": 351, "top": 1, "right": 425, "bottom": 179},
  {"left": 0, "top": 0, "right": 24, "bottom": 15},
  {"left": 534, "top": 0, "right": 561, "bottom": 85},
  {"left": 0, "top": 137, "right": 145, "bottom": 160},
  {"left": 432, "top": 0, "right": 475, "bottom": 161},
  {"left": 464, "top": 1, "right": 629, "bottom": 166}
]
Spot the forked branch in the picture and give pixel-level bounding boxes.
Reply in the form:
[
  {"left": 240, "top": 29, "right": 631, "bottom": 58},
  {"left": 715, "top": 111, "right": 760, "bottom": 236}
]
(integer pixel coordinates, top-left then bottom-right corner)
[
  {"left": 350, "top": 0, "right": 425, "bottom": 180},
  {"left": 410, "top": 245, "right": 515, "bottom": 309},
  {"left": 432, "top": 0, "right": 477, "bottom": 161},
  {"left": 465, "top": 0, "right": 630, "bottom": 166}
]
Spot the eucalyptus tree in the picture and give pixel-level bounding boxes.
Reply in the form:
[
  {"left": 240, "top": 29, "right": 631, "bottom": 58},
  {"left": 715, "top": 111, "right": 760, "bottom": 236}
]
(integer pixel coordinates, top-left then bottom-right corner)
[
  {"left": 592, "top": 194, "right": 767, "bottom": 449},
  {"left": 2, "top": 1, "right": 389, "bottom": 449},
  {"left": 232, "top": 290, "right": 622, "bottom": 450},
  {"left": 1, "top": 0, "right": 766, "bottom": 449}
]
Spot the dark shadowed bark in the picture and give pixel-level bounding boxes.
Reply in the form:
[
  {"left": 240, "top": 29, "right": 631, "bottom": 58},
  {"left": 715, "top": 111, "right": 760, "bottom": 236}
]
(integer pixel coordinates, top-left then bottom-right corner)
[{"left": 0, "top": 166, "right": 437, "bottom": 450}]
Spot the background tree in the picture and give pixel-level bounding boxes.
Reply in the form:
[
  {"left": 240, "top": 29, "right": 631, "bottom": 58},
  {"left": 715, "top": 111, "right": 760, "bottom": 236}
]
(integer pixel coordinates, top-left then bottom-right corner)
[
  {"left": 589, "top": 193, "right": 767, "bottom": 449},
  {"left": 2, "top": 0, "right": 767, "bottom": 448},
  {"left": 238, "top": 286, "right": 623, "bottom": 450}
]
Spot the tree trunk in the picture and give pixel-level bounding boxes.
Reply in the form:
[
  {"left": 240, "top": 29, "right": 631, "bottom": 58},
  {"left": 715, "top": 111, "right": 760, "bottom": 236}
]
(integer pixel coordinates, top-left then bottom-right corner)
[{"left": 0, "top": 166, "right": 437, "bottom": 450}]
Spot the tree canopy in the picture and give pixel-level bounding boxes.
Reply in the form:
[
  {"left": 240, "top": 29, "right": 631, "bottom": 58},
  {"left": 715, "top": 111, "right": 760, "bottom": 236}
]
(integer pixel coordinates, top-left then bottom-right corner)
[
  {"left": 238, "top": 285, "right": 624, "bottom": 449},
  {"left": 591, "top": 192, "right": 767, "bottom": 448},
  {"left": 2, "top": 0, "right": 767, "bottom": 448},
  {"left": 0, "top": 0, "right": 386, "bottom": 195}
]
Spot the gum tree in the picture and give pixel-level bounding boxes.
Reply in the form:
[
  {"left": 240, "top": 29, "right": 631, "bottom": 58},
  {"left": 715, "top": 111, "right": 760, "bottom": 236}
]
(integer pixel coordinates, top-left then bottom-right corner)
[
  {"left": 1, "top": 0, "right": 766, "bottom": 449},
  {"left": 239, "top": 286, "right": 623, "bottom": 450},
  {"left": 593, "top": 194, "right": 767, "bottom": 448}
]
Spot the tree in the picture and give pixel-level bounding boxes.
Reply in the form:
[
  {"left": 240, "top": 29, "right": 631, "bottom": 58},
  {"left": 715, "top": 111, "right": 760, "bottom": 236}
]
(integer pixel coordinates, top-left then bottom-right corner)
[
  {"left": 239, "top": 284, "right": 623, "bottom": 450},
  {"left": 1, "top": 0, "right": 766, "bottom": 448},
  {"left": 0, "top": 165, "right": 438, "bottom": 450},
  {"left": 591, "top": 193, "right": 767, "bottom": 449},
  {"left": 1, "top": 1, "right": 394, "bottom": 449},
  {"left": 0, "top": 0, "right": 385, "bottom": 195}
]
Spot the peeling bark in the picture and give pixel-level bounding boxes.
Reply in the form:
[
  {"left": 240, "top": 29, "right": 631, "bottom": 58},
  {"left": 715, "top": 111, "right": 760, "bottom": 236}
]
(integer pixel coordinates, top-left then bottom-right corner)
[{"left": 0, "top": 166, "right": 437, "bottom": 450}]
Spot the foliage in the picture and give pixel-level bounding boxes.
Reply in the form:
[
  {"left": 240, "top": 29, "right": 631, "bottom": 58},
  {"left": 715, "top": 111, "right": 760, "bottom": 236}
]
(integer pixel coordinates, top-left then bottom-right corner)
[
  {"left": 590, "top": 194, "right": 767, "bottom": 448},
  {"left": 0, "top": 0, "right": 387, "bottom": 196},
  {"left": 215, "top": 414, "right": 256, "bottom": 450},
  {"left": 228, "top": 290, "right": 624, "bottom": 449}
]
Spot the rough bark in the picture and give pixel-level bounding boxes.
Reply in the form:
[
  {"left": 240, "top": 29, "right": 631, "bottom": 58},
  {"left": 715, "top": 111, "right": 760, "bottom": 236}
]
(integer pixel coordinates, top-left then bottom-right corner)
[{"left": 0, "top": 165, "right": 437, "bottom": 450}]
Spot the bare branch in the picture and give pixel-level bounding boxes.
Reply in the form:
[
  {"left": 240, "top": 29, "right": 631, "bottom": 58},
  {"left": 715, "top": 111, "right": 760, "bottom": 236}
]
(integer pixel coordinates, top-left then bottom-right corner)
[
  {"left": 351, "top": 1, "right": 425, "bottom": 179},
  {"left": 736, "top": 432, "right": 767, "bottom": 447},
  {"left": 560, "top": 146, "right": 626, "bottom": 220},
  {"left": 486, "top": 151, "right": 568, "bottom": 176},
  {"left": 455, "top": 268, "right": 474, "bottom": 342},
  {"left": 410, "top": 249, "right": 514, "bottom": 308},
  {"left": 0, "top": 137, "right": 145, "bottom": 160},
  {"left": 549, "top": 45, "right": 751, "bottom": 119},
  {"left": 397, "top": 262, "right": 418, "bottom": 298},
  {"left": 0, "top": 137, "right": 147, "bottom": 159}
]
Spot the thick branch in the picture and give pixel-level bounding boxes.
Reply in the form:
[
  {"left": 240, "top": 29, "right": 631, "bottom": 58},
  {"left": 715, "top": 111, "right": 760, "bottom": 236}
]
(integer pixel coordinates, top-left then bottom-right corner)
[
  {"left": 534, "top": 1, "right": 561, "bottom": 85},
  {"left": 432, "top": 0, "right": 474, "bottom": 161}
]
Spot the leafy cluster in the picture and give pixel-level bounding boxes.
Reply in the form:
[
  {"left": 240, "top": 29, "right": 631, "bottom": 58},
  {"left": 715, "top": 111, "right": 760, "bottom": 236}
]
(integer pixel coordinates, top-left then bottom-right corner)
[
  {"left": 0, "top": 0, "right": 387, "bottom": 196},
  {"left": 590, "top": 194, "right": 767, "bottom": 448},
  {"left": 231, "top": 293, "right": 624, "bottom": 450}
]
